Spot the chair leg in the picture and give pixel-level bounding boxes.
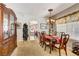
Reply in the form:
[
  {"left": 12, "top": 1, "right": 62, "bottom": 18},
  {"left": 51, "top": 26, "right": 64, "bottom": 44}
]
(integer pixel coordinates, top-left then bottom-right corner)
[
  {"left": 40, "top": 43, "right": 41, "bottom": 46},
  {"left": 40, "top": 42, "right": 41, "bottom": 46},
  {"left": 49, "top": 45, "right": 52, "bottom": 54},
  {"left": 59, "top": 48, "right": 61, "bottom": 56},
  {"left": 44, "top": 44, "right": 46, "bottom": 51},
  {"left": 52, "top": 47, "right": 53, "bottom": 51},
  {"left": 42, "top": 42, "right": 43, "bottom": 48},
  {"left": 42, "top": 42, "right": 44, "bottom": 47},
  {"left": 64, "top": 47, "right": 67, "bottom": 56},
  {"left": 40, "top": 42, "right": 42, "bottom": 47}
]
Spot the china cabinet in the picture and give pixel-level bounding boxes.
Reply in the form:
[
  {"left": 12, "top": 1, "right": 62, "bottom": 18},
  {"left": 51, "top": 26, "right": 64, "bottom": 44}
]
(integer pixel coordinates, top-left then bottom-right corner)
[{"left": 0, "top": 3, "right": 17, "bottom": 56}]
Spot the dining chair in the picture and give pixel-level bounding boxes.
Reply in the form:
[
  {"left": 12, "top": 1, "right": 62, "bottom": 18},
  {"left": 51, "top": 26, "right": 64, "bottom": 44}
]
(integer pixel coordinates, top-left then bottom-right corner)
[
  {"left": 44, "top": 32, "right": 62, "bottom": 54},
  {"left": 39, "top": 32, "right": 46, "bottom": 47},
  {"left": 39, "top": 32, "right": 43, "bottom": 46},
  {"left": 44, "top": 35, "right": 55, "bottom": 54},
  {"left": 44, "top": 37, "right": 56, "bottom": 54},
  {"left": 55, "top": 34, "right": 70, "bottom": 56},
  {"left": 44, "top": 32, "right": 65, "bottom": 54},
  {"left": 44, "top": 39, "right": 50, "bottom": 51}
]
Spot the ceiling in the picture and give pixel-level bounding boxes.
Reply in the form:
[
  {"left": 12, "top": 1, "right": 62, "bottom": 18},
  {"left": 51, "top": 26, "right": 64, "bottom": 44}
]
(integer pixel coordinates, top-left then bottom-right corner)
[{"left": 5, "top": 3, "right": 75, "bottom": 19}]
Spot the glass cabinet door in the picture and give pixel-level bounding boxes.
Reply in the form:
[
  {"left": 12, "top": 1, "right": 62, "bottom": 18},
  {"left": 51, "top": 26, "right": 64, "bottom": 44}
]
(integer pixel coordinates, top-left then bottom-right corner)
[
  {"left": 3, "top": 13, "right": 9, "bottom": 39},
  {"left": 10, "top": 14, "right": 15, "bottom": 36}
]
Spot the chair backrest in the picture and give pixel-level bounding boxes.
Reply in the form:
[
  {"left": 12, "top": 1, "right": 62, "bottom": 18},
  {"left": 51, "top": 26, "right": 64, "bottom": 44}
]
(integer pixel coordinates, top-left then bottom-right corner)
[
  {"left": 60, "top": 32, "right": 65, "bottom": 39},
  {"left": 39, "top": 32, "right": 46, "bottom": 41},
  {"left": 60, "top": 34, "right": 69, "bottom": 46},
  {"left": 56, "top": 32, "right": 61, "bottom": 37},
  {"left": 56, "top": 32, "right": 65, "bottom": 37},
  {"left": 63, "top": 34, "right": 70, "bottom": 45},
  {"left": 61, "top": 32, "right": 65, "bottom": 34}
]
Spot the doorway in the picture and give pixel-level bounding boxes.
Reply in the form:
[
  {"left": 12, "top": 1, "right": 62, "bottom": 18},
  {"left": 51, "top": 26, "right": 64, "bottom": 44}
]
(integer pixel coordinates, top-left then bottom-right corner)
[{"left": 29, "top": 20, "right": 38, "bottom": 40}]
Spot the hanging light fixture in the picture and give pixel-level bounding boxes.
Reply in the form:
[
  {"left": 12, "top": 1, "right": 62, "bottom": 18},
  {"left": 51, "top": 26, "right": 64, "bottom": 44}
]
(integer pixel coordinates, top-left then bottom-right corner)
[
  {"left": 47, "top": 9, "right": 55, "bottom": 35},
  {"left": 47, "top": 9, "right": 55, "bottom": 23}
]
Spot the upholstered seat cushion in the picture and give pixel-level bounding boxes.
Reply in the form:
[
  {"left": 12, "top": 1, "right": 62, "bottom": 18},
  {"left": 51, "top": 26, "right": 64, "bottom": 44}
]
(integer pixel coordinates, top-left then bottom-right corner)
[
  {"left": 55, "top": 44, "right": 60, "bottom": 48},
  {"left": 45, "top": 41, "right": 50, "bottom": 45}
]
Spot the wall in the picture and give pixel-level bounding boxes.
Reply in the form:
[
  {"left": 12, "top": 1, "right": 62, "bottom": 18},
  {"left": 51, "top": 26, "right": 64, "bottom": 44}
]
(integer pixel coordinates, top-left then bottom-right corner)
[
  {"left": 17, "top": 14, "right": 32, "bottom": 41},
  {"left": 17, "top": 14, "right": 48, "bottom": 41},
  {"left": 37, "top": 17, "right": 49, "bottom": 34}
]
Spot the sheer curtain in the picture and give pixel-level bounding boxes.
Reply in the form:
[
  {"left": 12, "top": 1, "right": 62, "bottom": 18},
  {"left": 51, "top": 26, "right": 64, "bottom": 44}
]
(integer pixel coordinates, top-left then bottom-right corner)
[{"left": 56, "top": 22, "right": 79, "bottom": 40}]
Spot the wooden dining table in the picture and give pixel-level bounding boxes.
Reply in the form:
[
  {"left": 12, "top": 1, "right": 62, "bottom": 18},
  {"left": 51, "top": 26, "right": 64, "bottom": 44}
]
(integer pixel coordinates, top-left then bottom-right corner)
[{"left": 44, "top": 34, "right": 61, "bottom": 44}]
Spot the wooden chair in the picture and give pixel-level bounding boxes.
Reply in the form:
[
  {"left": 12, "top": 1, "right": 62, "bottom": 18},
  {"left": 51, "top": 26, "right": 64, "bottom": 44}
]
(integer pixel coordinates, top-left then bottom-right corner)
[
  {"left": 44, "top": 34, "right": 56, "bottom": 54},
  {"left": 44, "top": 37, "right": 50, "bottom": 50},
  {"left": 39, "top": 32, "right": 46, "bottom": 47},
  {"left": 55, "top": 34, "right": 70, "bottom": 56},
  {"left": 44, "top": 37, "right": 56, "bottom": 54},
  {"left": 44, "top": 32, "right": 66, "bottom": 54},
  {"left": 39, "top": 32, "right": 43, "bottom": 46},
  {"left": 44, "top": 32, "right": 61, "bottom": 54}
]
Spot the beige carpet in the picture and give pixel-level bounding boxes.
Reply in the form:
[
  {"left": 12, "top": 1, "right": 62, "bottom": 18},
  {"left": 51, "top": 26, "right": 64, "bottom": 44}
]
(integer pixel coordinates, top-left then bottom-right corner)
[{"left": 11, "top": 39, "right": 76, "bottom": 56}]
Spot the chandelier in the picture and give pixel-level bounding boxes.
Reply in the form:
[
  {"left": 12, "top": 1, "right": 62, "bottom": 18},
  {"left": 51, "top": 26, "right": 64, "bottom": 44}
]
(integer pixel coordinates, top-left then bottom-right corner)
[
  {"left": 47, "top": 9, "right": 55, "bottom": 35},
  {"left": 47, "top": 9, "right": 55, "bottom": 24}
]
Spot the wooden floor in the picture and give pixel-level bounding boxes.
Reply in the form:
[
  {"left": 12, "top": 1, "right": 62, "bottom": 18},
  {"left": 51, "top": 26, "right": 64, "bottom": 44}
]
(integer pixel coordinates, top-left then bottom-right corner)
[{"left": 11, "top": 39, "right": 76, "bottom": 56}]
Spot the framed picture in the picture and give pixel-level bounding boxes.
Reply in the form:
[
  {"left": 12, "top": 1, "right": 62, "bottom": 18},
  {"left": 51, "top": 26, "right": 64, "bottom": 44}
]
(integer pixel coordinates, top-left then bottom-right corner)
[{"left": 40, "top": 23, "right": 48, "bottom": 29}]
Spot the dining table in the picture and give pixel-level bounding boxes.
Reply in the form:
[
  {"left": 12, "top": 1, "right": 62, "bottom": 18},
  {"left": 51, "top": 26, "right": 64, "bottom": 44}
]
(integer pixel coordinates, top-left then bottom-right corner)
[{"left": 44, "top": 34, "right": 61, "bottom": 44}]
